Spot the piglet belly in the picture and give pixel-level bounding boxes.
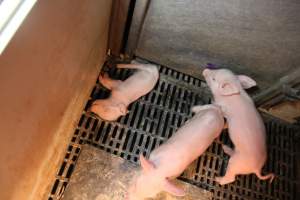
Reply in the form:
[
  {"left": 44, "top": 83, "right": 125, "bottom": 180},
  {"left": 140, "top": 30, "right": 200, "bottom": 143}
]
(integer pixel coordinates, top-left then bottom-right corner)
[{"left": 229, "top": 114, "right": 266, "bottom": 153}]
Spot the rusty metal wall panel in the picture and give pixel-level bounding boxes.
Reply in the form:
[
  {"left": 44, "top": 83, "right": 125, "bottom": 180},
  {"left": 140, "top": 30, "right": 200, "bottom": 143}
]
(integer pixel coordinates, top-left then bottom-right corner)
[{"left": 130, "top": 0, "right": 300, "bottom": 89}]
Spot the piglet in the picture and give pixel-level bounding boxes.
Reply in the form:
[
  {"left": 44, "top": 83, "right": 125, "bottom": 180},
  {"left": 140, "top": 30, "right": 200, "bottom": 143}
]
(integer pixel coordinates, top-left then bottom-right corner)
[
  {"left": 202, "top": 68, "right": 274, "bottom": 185},
  {"left": 126, "top": 104, "right": 224, "bottom": 200},
  {"left": 90, "top": 63, "right": 159, "bottom": 121}
]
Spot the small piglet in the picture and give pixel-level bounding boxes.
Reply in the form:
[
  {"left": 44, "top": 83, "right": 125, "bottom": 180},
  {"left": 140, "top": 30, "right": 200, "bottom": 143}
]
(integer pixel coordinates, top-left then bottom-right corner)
[
  {"left": 202, "top": 68, "right": 274, "bottom": 185},
  {"left": 126, "top": 104, "right": 224, "bottom": 200},
  {"left": 90, "top": 63, "right": 159, "bottom": 121}
]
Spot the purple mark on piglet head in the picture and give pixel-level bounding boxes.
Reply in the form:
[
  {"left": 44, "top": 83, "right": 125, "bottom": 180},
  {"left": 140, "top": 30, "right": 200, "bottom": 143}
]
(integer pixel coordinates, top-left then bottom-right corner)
[{"left": 206, "top": 63, "right": 219, "bottom": 69}]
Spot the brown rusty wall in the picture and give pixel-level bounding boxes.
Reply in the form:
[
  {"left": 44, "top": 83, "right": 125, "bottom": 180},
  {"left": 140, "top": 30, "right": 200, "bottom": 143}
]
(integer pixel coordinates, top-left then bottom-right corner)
[{"left": 0, "top": 0, "right": 112, "bottom": 199}]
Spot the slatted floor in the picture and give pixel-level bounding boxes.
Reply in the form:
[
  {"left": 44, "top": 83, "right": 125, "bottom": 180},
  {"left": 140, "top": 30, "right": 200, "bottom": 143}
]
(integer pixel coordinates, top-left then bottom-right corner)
[{"left": 48, "top": 60, "right": 299, "bottom": 200}]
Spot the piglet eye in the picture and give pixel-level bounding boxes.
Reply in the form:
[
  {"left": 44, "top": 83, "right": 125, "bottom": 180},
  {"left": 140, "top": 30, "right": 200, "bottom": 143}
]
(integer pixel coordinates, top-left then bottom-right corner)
[{"left": 212, "top": 77, "right": 216, "bottom": 81}]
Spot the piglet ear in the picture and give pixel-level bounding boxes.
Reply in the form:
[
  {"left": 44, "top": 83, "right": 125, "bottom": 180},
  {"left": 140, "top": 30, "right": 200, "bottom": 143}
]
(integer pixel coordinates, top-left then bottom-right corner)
[
  {"left": 163, "top": 179, "right": 185, "bottom": 197},
  {"left": 139, "top": 154, "right": 155, "bottom": 173},
  {"left": 219, "top": 82, "right": 240, "bottom": 96},
  {"left": 237, "top": 75, "right": 256, "bottom": 89}
]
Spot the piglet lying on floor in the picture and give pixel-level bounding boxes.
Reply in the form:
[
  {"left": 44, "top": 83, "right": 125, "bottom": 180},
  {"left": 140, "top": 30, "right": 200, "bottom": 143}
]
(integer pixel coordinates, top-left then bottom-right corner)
[
  {"left": 202, "top": 68, "right": 274, "bottom": 185},
  {"left": 126, "top": 104, "right": 224, "bottom": 200},
  {"left": 90, "top": 63, "right": 159, "bottom": 121}
]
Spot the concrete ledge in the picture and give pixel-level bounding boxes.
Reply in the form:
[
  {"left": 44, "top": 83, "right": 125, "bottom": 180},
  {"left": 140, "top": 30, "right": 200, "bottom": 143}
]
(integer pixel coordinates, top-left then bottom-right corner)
[{"left": 63, "top": 145, "right": 212, "bottom": 200}]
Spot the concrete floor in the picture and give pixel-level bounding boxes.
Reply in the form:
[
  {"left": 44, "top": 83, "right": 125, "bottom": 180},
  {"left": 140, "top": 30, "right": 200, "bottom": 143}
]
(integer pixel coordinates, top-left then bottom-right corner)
[{"left": 62, "top": 145, "right": 212, "bottom": 200}]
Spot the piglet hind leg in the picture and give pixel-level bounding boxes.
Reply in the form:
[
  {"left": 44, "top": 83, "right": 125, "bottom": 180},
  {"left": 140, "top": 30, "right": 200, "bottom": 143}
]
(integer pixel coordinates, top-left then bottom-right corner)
[
  {"left": 117, "top": 63, "right": 143, "bottom": 69},
  {"left": 99, "top": 73, "right": 122, "bottom": 90},
  {"left": 215, "top": 153, "right": 240, "bottom": 185},
  {"left": 191, "top": 104, "right": 222, "bottom": 114},
  {"left": 255, "top": 170, "right": 275, "bottom": 183},
  {"left": 222, "top": 144, "right": 234, "bottom": 156}
]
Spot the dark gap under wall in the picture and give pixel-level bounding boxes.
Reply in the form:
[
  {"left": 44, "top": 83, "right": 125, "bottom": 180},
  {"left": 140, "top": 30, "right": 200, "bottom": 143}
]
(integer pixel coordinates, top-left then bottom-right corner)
[{"left": 120, "top": 0, "right": 136, "bottom": 53}]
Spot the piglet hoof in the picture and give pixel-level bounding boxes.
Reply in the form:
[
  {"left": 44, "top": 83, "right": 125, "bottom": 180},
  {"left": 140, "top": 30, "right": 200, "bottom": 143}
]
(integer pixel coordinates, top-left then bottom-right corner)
[
  {"left": 124, "top": 192, "right": 129, "bottom": 200},
  {"left": 215, "top": 176, "right": 235, "bottom": 185},
  {"left": 222, "top": 145, "right": 234, "bottom": 156},
  {"left": 215, "top": 177, "right": 224, "bottom": 185},
  {"left": 269, "top": 175, "right": 275, "bottom": 183}
]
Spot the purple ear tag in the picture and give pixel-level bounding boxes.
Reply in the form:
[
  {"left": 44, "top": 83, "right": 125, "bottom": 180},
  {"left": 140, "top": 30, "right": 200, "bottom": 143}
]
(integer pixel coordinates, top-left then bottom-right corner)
[{"left": 206, "top": 63, "right": 219, "bottom": 69}]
